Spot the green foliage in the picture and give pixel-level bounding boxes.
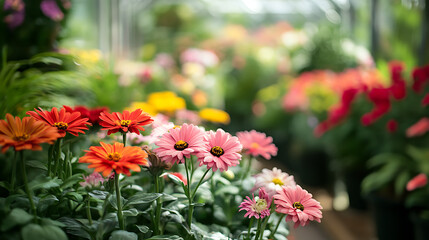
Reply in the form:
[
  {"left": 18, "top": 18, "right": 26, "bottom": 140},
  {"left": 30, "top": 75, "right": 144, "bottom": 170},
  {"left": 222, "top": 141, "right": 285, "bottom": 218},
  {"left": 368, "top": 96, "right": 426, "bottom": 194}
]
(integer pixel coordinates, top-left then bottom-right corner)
[{"left": 0, "top": 52, "right": 91, "bottom": 117}]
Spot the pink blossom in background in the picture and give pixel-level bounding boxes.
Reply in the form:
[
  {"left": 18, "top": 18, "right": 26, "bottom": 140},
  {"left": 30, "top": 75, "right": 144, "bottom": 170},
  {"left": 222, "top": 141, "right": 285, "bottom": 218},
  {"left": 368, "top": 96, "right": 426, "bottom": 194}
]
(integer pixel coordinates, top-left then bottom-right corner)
[
  {"left": 141, "top": 122, "right": 175, "bottom": 145},
  {"left": 155, "top": 53, "right": 175, "bottom": 69},
  {"left": 151, "top": 114, "right": 170, "bottom": 128},
  {"left": 406, "top": 118, "right": 429, "bottom": 137},
  {"left": 407, "top": 173, "right": 428, "bottom": 191},
  {"left": 154, "top": 123, "right": 205, "bottom": 166},
  {"left": 175, "top": 109, "right": 201, "bottom": 125},
  {"left": 252, "top": 167, "right": 296, "bottom": 198},
  {"left": 80, "top": 171, "right": 105, "bottom": 188},
  {"left": 180, "top": 48, "right": 219, "bottom": 67},
  {"left": 3, "top": 0, "right": 25, "bottom": 29},
  {"left": 41, "top": 0, "right": 64, "bottom": 21},
  {"left": 239, "top": 187, "right": 271, "bottom": 219},
  {"left": 237, "top": 130, "right": 278, "bottom": 160},
  {"left": 274, "top": 185, "right": 323, "bottom": 228},
  {"left": 197, "top": 129, "right": 242, "bottom": 172}
]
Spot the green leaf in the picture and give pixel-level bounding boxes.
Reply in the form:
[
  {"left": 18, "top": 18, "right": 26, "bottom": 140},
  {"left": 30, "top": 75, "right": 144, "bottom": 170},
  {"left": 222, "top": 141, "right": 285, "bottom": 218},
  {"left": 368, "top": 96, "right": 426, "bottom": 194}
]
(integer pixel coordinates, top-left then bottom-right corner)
[
  {"left": 108, "top": 230, "right": 137, "bottom": 240},
  {"left": 394, "top": 171, "right": 411, "bottom": 196},
  {"left": 26, "top": 160, "right": 47, "bottom": 171},
  {"left": 29, "top": 177, "right": 62, "bottom": 191},
  {"left": 215, "top": 185, "right": 239, "bottom": 195},
  {"left": 61, "top": 174, "right": 83, "bottom": 189},
  {"left": 37, "top": 195, "right": 59, "bottom": 213},
  {"left": 125, "top": 192, "right": 162, "bottom": 206},
  {"left": 161, "top": 193, "right": 178, "bottom": 202},
  {"left": 123, "top": 208, "right": 139, "bottom": 217},
  {"left": 21, "top": 224, "right": 67, "bottom": 240},
  {"left": 147, "top": 235, "right": 183, "bottom": 240},
  {"left": 57, "top": 217, "right": 91, "bottom": 239},
  {"left": 65, "top": 192, "right": 83, "bottom": 202},
  {"left": 88, "top": 190, "right": 109, "bottom": 200},
  {"left": 136, "top": 225, "right": 149, "bottom": 233},
  {"left": 1, "top": 208, "right": 33, "bottom": 231},
  {"left": 191, "top": 202, "right": 205, "bottom": 207}
]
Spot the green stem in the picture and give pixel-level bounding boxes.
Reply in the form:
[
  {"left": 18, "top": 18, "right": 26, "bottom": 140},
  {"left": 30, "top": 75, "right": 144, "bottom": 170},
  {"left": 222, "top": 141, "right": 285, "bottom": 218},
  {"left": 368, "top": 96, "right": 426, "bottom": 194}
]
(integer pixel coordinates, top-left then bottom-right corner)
[
  {"left": 255, "top": 218, "right": 262, "bottom": 240},
  {"left": 47, "top": 145, "right": 53, "bottom": 177},
  {"left": 191, "top": 168, "right": 211, "bottom": 199},
  {"left": 242, "top": 157, "right": 253, "bottom": 181},
  {"left": 115, "top": 172, "right": 125, "bottom": 230},
  {"left": 86, "top": 195, "right": 93, "bottom": 225},
  {"left": 53, "top": 138, "right": 63, "bottom": 177},
  {"left": 154, "top": 174, "right": 162, "bottom": 235},
  {"left": 20, "top": 151, "right": 37, "bottom": 218},
  {"left": 269, "top": 215, "right": 285, "bottom": 239},
  {"left": 10, "top": 150, "right": 17, "bottom": 192},
  {"left": 259, "top": 215, "right": 270, "bottom": 240},
  {"left": 246, "top": 218, "right": 254, "bottom": 240},
  {"left": 122, "top": 133, "right": 127, "bottom": 146}
]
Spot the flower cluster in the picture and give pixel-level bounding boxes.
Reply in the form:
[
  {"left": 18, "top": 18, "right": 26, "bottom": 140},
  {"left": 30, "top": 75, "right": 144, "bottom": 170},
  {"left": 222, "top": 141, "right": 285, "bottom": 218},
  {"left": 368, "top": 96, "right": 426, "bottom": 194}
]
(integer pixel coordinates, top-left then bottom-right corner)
[
  {"left": 154, "top": 124, "right": 243, "bottom": 172},
  {"left": 240, "top": 167, "right": 323, "bottom": 232}
]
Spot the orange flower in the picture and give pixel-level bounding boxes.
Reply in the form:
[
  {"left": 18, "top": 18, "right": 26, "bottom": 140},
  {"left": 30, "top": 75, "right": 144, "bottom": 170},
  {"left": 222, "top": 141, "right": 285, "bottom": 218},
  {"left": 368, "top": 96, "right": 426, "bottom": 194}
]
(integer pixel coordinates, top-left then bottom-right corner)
[
  {"left": 27, "top": 107, "right": 92, "bottom": 137},
  {"left": 79, "top": 142, "right": 148, "bottom": 176},
  {"left": 99, "top": 109, "right": 153, "bottom": 135},
  {"left": 0, "top": 114, "right": 61, "bottom": 153}
]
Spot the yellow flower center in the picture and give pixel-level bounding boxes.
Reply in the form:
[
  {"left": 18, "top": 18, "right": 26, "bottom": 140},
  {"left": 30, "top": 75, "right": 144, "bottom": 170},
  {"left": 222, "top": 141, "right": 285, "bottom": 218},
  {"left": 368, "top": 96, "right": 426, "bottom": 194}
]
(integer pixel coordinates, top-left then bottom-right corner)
[
  {"left": 120, "top": 120, "right": 131, "bottom": 127},
  {"left": 107, "top": 152, "right": 121, "bottom": 161},
  {"left": 250, "top": 142, "right": 260, "bottom": 149},
  {"left": 254, "top": 199, "right": 268, "bottom": 213},
  {"left": 54, "top": 122, "right": 68, "bottom": 130},
  {"left": 210, "top": 146, "right": 224, "bottom": 157},
  {"left": 272, "top": 177, "right": 284, "bottom": 186},
  {"left": 13, "top": 134, "right": 29, "bottom": 141},
  {"left": 293, "top": 201, "right": 304, "bottom": 211},
  {"left": 174, "top": 140, "right": 188, "bottom": 150}
]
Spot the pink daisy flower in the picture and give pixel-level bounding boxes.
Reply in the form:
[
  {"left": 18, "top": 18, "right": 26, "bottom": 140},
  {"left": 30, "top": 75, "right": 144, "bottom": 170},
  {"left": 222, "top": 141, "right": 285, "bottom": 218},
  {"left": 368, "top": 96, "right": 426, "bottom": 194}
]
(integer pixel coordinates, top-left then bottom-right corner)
[
  {"left": 252, "top": 167, "right": 296, "bottom": 198},
  {"left": 274, "top": 185, "right": 323, "bottom": 228},
  {"left": 236, "top": 130, "right": 278, "bottom": 160},
  {"left": 80, "top": 171, "right": 105, "bottom": 188},
  {"left": 154, "top": 123, "right": 205, "bottom": 166},
  {"left": 239, "top": 187, "right": 272, "bottom": 219},
  {"left": 407, "top": 173, "right": 428, "bottom": 191},
  {"left": 197, "top": 129, "right": 242, "bottom": 172}
]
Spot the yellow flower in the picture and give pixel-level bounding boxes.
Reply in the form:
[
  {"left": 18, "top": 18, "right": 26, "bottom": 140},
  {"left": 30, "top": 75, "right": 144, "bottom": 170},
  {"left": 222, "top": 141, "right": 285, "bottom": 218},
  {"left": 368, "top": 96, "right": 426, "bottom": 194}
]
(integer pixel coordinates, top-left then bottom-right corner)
[
  {"left": 199, "top": 108, "right": 230, "bottom": 124},
  {"left": 148, "top": 91, "right": 186, "bottom": 113},
  {"left": 69, "top": 49, "right": 102, "bottom": 66},
  {"left": 125, "top": 102, "right": 157, "bottom": 116}
]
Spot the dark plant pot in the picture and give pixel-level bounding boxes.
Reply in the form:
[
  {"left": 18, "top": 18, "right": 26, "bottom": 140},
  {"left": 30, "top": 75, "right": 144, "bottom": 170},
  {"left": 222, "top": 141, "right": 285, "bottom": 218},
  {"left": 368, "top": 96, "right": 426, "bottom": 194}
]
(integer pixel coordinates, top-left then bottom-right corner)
[
  {"left": 343, "top": 169, "right": 367, "bottom": 210},
  {"left": 296, "top": 149, "right": 331, "bottom": 188},
  {"left": 369, "top": 194, "right": 414, "bottom": 240},
  {"left": 411, "top": 212, "right": 429, "bottom": 240}
]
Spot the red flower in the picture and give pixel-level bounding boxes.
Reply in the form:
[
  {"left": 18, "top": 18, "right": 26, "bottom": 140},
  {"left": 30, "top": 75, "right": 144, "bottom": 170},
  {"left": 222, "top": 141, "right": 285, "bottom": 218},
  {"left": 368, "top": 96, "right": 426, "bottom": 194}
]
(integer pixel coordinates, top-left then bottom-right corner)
[
  {"left": 412, "top": 66, "right": 429, "bottom": 93},
  {"left": 407, "top": 173, "right": 427, "bottom": 191},
  {"left": 406, "top": 118, "right": 429, "bottom": 137},
  {"left": 422, "top": 94, "right": 429, "bottom": 107},
  {"left": 386, "top": 119, "right": 398, "bottom": 133},
  {"left": 314, "top": 88, "right": 360, "bottom": 137},
  {"left": 99, "top": 109, "right": 153, "bottom": 135},
  {"left": 64, "top": 105, "right": 109, "bottom": 125},
  {"left": 27, "top": 107, "right": 91, "bottom": 137},
  {"left": 165, "top": 172, "right": 187, "bottom": 185}
]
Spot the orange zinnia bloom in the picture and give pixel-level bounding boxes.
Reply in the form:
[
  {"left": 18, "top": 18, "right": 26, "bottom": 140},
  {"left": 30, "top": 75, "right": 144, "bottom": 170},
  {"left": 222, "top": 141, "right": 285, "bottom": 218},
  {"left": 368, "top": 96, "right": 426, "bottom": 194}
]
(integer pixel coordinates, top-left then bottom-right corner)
[
  {"left": 27, "top": 107, "right": 92, "bottom": 137},
  {"left": 0, "top": 114, "right": 61, "bottom": 153},
  {"left": 79, "top": 142, "right": 148, "bottom": 176},
  {"left": 99, "top": 109, "right": 153, "bottom": 135}
]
